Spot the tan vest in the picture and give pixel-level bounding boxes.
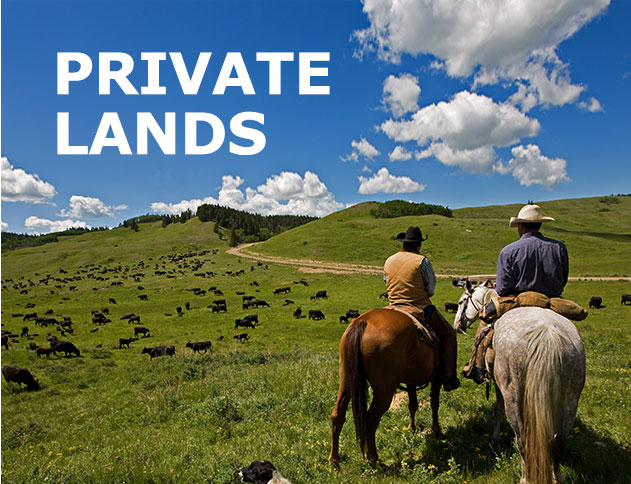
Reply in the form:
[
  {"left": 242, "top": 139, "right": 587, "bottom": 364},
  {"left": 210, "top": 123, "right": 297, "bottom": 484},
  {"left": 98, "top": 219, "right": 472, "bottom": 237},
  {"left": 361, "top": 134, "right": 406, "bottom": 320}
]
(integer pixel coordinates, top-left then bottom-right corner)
[{"left": 384, "top": 250, "right": 432, "bottom": 309}]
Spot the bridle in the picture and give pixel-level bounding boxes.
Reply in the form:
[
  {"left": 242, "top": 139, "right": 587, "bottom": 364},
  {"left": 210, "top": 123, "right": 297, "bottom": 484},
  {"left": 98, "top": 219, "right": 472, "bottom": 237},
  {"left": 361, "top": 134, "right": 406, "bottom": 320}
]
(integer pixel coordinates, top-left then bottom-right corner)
[{"left": 457, "top": 286, "right": 492, "bottom": 333}]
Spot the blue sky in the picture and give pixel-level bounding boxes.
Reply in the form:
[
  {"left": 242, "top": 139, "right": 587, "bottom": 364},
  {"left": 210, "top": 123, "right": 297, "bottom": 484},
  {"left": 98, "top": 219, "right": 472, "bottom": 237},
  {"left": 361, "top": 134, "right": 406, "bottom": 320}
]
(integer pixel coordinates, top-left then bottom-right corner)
[{"left": 1, "top": 0, "right": 630, "bottom": 233}]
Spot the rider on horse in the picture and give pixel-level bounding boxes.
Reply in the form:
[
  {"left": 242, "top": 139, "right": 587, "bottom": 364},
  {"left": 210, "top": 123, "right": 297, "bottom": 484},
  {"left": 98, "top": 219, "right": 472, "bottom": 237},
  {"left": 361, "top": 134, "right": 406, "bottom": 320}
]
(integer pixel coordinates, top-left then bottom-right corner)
[
  {"left": 384, "top": 226, "right": 460, "bottom": 392},
  {"left": 463, "top": 204, "right": 585, "bottom": 384}
]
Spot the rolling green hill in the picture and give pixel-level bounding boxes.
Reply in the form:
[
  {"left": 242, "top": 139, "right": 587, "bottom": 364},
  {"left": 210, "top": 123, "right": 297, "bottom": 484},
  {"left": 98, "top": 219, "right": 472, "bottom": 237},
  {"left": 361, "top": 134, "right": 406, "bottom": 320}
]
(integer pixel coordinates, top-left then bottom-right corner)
[{"left": 252, "top": 195, "right": 631, "bottom": 277}]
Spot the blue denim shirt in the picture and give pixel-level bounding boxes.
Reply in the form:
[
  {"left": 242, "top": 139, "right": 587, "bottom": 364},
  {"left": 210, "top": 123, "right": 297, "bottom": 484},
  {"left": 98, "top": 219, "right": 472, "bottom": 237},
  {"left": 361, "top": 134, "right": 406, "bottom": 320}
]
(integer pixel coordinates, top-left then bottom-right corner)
[{"left": 496, "top": 232, "right": 569, "bottom": 297}]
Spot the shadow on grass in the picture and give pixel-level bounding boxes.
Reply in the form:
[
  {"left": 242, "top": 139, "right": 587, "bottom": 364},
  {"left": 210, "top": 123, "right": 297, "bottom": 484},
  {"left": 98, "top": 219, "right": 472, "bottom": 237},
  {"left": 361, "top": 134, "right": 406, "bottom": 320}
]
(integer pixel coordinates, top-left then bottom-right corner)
[{"left": 547, "top": 226, "right": 631, "bottom": 243}]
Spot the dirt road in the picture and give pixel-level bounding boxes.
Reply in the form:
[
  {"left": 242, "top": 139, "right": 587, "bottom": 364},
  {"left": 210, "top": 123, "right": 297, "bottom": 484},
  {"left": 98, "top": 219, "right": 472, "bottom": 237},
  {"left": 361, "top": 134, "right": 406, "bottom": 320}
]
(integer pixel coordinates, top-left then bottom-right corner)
[{"left": 228, "top": 242, "right": 630, "bottom": 281}]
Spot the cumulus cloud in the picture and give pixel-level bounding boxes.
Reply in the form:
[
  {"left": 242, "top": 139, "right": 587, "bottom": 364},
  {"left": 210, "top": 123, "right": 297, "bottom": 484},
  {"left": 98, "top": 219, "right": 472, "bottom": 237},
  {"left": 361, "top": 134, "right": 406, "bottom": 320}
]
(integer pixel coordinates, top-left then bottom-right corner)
[
  {"left": 1, "top": 157, "right": 56, "bottom": 203},
  {"left": 341, "top": 137, "right": 380, "bottom": 163},
  {"left": 355, "top": 0, "right": 608, "bottom": 108},
  {"left": 358, "top": 167, "right": 425, "bottom": 194},
  {"left": 152, "top": 171, "right": 344, "bottom": 217},
  {"left": 24, "top": 216, "right": 90, "bottom": 234},
  {"left": 382, "top": 74, "right": 421, "bottom": 117},
  {"left": 381, "top": 91, "right": 539, "bottom": 172},
  {"left": 494, "top": 144, "right": 570, "bottom": 188},
  {"left": 578, "top": 97, "right": 604, "bottom": 112},
  {"left": 389, "top": 145, "right": 413, "bottom": 162},
  {"left": 1, "top": 221, "right": 8, "bottom": 232},
  {"left": 58, "top": 195, "right": 127, "bottom": 218}
]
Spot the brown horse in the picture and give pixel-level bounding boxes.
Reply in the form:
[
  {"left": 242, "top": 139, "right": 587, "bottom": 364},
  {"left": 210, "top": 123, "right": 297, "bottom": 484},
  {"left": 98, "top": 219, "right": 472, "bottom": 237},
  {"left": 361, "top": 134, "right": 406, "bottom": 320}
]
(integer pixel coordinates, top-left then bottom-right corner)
[{"left": 328, "top": 308, "right": 442, "bottom": 466}]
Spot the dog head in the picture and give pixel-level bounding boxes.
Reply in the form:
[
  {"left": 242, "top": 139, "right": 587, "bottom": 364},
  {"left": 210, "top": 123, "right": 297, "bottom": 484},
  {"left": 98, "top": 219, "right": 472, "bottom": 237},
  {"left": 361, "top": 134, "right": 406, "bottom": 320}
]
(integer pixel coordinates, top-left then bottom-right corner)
[{"left": 238, "top": 460, "right": 276, "bottom": 484}]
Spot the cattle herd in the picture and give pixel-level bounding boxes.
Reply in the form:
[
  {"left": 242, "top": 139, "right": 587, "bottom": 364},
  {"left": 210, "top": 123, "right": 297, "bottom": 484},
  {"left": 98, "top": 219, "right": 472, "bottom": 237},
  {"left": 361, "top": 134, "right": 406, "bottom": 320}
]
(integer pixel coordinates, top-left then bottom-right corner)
[{"left": 1, "top": 249, "right": 369, "bottom": 392}]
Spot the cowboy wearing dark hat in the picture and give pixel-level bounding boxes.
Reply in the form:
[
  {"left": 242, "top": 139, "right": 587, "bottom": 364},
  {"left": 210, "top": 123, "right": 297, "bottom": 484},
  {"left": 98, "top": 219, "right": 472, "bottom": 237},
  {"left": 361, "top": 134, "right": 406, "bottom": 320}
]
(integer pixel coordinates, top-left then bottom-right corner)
[{"left": 384, "top": 226, "right": 460, "bottom": 392}]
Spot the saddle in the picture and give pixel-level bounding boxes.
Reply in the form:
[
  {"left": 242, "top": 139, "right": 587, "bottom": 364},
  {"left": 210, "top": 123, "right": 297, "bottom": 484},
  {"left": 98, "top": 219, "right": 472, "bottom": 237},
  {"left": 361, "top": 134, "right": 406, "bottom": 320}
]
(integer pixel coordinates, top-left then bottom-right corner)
[{"left": 385, "top": 305, "right": 436, "bottom": 346}]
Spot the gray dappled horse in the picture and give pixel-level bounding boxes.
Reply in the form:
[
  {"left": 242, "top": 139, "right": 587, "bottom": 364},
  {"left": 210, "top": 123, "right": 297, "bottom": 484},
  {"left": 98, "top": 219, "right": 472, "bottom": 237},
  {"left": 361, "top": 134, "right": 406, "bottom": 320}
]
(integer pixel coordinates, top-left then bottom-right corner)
[{"left": 455, "top": 282, "right": 585, "bottom": 484}]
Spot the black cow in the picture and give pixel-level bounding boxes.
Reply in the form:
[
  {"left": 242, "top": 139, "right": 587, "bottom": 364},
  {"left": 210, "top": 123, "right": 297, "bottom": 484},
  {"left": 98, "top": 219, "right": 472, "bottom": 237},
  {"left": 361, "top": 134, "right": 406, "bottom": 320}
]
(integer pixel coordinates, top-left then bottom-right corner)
[
  {"left": 283, "top": 299, "right": 294, "bottom": 306},
  {"left": 212, "top": 304, "right": 227, "bottom": 313},
  {"left": 119, "top": 337, "right": 139, "bottom": 349},
  {"left": 36, "top": 347, "right": 57, "bottom": 358},
  {"left": 308, "top": 309, "right": 325, "bottom": 320},
  {"left": 1, "top": 335, "right": 10, "bottom": 350},
  {"left": 589, "top": 296, "right": 603, "bottom": 309},
  {"left": 273, "top": 286, "right": 291, "bottom": 295},
  {"left": 253, "top": 300, "right": 270, "bottom": 308},
  {"left": 23, "top": 312, "right": 38, "bottom": 321},
  {"left": 186, "top": 341, "right": 213, "bottom": 354},
  {"left": 621, "top": 294, "right": 631, "bottom": 305},
  {"left": 346, "top": 309, "right": 360, "bottom": 319},
  {"left": 243, "top": 314, "right": 259, "bottom": 325},
  {"left": 134, "top": 326, "right": 151, "bottom": 338},
  {"left": 234, "top": 333, "right": 249, "bottom": 343},
  {"left": 235, "top": 319, "right": 256, "bottom": 330},
  {"left": 109, "top": 298, "right": 117, "bottom": 304},
  {"left": 138, "top": 294, "right": 148, "bottom": 301},
  {"left": 339, "top": 315, "right": 349, "bottom": 324},
  {"left": 444, "top": 302, "right": 459, "bottom": 313},
  {"left": 51, "top": 340, "right": 80, "bottom": 357},
  {"left": 2, "top": 365, "right": 39, "bottom": 390},
  {"left": 293, "top": 307, "right": 302, "bottom": 319},
  {"left": 128, "top": 315, "right": 141, "bottom": 324},
  {"left": 310, "top": 290, "right": 327, "bottom": 300}
]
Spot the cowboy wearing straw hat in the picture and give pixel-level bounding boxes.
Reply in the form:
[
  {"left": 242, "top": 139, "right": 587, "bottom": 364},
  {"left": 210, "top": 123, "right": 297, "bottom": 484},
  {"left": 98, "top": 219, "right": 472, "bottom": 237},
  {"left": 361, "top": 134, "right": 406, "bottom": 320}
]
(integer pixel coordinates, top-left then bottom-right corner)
[
  {"left": 384, "top": 226, "right": 460, "bottom": 392},
  {"left": 463, "top": 203, "right": 583, "bottom": 384}
]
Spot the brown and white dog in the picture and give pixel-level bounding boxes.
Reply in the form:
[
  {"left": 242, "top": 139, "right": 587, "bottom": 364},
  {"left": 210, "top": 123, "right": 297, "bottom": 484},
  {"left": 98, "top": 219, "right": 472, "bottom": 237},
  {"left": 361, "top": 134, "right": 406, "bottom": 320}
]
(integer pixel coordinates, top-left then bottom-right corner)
[{"left": 238, "top": 460, "right": 291, "bottom": 484}]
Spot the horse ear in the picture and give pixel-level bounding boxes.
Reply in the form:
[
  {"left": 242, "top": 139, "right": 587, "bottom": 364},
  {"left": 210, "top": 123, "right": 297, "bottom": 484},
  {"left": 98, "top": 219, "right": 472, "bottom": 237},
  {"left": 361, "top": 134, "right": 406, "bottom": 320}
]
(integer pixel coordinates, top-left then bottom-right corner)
[
  {"left": 484, "top": 279, "right": 494, "bottom": 288},
  {"left": 465, "top": 280, "right": 472, "bottom": 292}
]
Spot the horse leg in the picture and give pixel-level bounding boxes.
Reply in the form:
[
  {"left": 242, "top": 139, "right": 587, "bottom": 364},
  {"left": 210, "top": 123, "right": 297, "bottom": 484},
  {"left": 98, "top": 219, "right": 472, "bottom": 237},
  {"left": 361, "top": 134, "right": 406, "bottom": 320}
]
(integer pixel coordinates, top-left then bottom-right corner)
[
  {"left": 407, "top": 386, "right": 418, "bottom": 432},
  {"left": 492, "top": 381, "right": 505, "bottom": 442},
  {"left": 365, "top": 386, "right": 396, "bottom": 462},
  {"left": 429, "top": 382, "right": 444, "bottom": 438},
  {"left": 329, "top": 383, "right": 350, "bottom": 467}
]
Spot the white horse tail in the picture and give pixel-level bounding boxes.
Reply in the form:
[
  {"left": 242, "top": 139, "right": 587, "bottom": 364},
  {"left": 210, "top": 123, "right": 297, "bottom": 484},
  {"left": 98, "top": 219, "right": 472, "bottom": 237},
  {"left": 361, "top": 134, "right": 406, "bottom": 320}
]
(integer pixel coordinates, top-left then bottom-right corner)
[{"left": 522, "top": 325, "right": 563, "bottom": 484}]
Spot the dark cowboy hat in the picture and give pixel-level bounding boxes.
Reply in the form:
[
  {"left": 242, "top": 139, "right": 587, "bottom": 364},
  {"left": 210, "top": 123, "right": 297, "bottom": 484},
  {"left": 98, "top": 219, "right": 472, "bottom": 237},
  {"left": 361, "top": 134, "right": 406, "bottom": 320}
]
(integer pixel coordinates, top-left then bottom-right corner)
[{"left": 396, "top": 226, "right": 428, "bottom": 243}]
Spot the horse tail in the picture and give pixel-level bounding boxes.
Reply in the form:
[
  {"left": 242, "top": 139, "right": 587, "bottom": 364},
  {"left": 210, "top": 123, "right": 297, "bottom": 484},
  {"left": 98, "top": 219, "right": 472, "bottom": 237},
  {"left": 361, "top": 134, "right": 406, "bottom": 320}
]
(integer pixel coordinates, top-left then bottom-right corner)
[
  {"left": 343, "top": 318, "right": 369, "bottom": 455},
  {"left": 522, "top": 325, "right": 563, "bottom": 484}
]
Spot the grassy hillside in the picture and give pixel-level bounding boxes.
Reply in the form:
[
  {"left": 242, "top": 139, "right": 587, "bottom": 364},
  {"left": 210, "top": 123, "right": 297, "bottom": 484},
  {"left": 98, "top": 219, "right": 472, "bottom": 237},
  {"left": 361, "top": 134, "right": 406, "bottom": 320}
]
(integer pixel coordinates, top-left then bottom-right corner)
[
  {"left": 253, "top": 196, "right": 631, "bottom": 277},
  {"left": 2, "top": 198, "right": 631, "bottom": 484}
]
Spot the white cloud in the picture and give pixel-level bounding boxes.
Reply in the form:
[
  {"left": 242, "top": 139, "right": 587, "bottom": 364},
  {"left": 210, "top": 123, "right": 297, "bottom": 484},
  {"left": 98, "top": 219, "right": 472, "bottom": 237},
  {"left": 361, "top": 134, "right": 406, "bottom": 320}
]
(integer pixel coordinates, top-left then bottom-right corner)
[
  {"left": 382, "top": 74, "right": 421, "bottom": 117},
  {"left": 341, "top": 138, "right": 381, "bottom": 163},
  {"left": 1, "top": 156, "right": 56, "bottom": 203},
  {"left": 578, "top": 97, "right": 604, "bottom": 112},
  {"left": 355, "top": 0, "right": 608, "bottom": 108},
  {"left": 494, "top": 144, "right": 570, "bottom": 188},
  {"left": 358, "top": 167, "right": 425, "bottom": 194},
  {"left": 152, "top": 171, "right": 344, "bottom": 217},
  {"left": 24, "top": 216, "right": 90, "bottom": 234},
  {"left": 381, "top": 91, "right": 539, "bottom": 172},
  {"left": 58, "top": 195, "right": 127, "bottom": 218},
  {"left": 1, "top": 221, "right": 8, "bottom": 232},
  {"left": 389, "top": 145, "right": 413, "bottom": 162}
]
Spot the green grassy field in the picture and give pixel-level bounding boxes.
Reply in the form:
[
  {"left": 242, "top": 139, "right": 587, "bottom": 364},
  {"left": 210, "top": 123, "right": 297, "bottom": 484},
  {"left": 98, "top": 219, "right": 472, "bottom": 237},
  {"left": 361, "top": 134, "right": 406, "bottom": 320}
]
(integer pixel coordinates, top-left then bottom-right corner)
[
  {"left": 253, "top": 195, "right": 631, "bottom": 276},
  {"left": 2, "top": 198, "right": 631, "bottom": 483}
]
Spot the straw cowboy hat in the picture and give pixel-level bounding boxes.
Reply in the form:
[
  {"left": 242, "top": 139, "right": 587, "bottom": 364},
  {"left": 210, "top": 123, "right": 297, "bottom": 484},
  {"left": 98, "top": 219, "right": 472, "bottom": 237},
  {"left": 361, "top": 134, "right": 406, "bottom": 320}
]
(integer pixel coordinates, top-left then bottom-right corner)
[
  {"left": 396, "top": 226, "right": 428, "bottom": 243},
  {"left": 509, "top": 204, "right": 555, "bottom": 227}
]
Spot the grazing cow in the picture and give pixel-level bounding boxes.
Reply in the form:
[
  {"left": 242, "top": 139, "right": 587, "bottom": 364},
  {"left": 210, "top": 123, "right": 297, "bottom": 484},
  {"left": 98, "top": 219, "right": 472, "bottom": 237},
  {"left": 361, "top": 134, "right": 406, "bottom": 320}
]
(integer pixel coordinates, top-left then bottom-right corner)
[
  {"left": 310, "top": 290, "right": 327, "bottom": 300},
  {"left": 234, "top": 333, "right": 249, "bottom": 343},
  {"left": 444, "top": 302, "right": 459, "bottom": 313},
  {"left": 253, "top": 299, "right": 270, "bottom": 308},
  {"left": 308, "top": 309, "right": 325, "bottom": 321},
  {"left": 212, "top": 299, "right": 227, "bottom": 306},
  {"left": 176, "top": 306, "right": 183, "bottom": 316},
  {"left": 138, "top": 294, "right": 148, "bottom": 301},
  {"left": 621, "top": 294, "right": 631, "bottom": 305},
  {"left": 128, "top": 315, "right": 141, "bottom": 324},
  {"left": 185, "top": 302, "right": 191, "bottom": 311},
  {"left": 120, "top": 313, "right": 134, "bottom": 320},
  {"left": 1, "top": 335, "right": 10, "bottom": 350},
  {"left": 29, "top": 342, "right": 39, "bottom": 351},
  {"left": 36, "top": 347, "right": 57, "bottom": 358},
  {"left": 213, "top": 289, "right": 224, "bottom": 296},
  {"left": 283, "top": 299, "right": 294, "bottom": 306},
  {"left": 109, "top": 298, "right": 117, "bottom": 304},
  {"left": 346, "top": 309, "right": 360, "bottom": 319},
  {"left": 273, "top": 286, "right": 291, "bottom": 295},
  {"left": 186, "top": 341, "right": 213, "bottom": 354},
  {"left": 119, "top": 337, "right": 139, "bottom": 349},
  {"left": 235, "top": 319, "right": 256, "bottom": 330},
  {"left": 142, "top": 345, "right": 175, "bottom": 359},
  {"left": 45, "top": 309, "right": 54, "bottom": 315},
  {"left": 134, "top": 326, "right": 151, "bottom": 338},
  {"left": 217, "top": 335, "right": 224, "bottom": 342},
  {"left": 23, "top": 312, "right": 38, "bottom": 321},
  {"left": 212, "top": 304, "right": 227, "bottom": 313},
  {"left": 293, "top": 307, "right": 302, "bottom": 319},
  {"left": 51, "top": 340, "right": 80, "bottom": 357},
  {"left": 589, "top": 296, "right": 603, "bottom": 309},
  {"left": 2, "top": 365, "right": 39, "bottom": 390},
  {"left": 21, "top": 326, "right": 29, "bottom": 338},
  {"left": 339, "top": 315, "right": 349, "bottom": 324},
  {"left": 242, "top": 295, "right": 255, "bottom": 302},
  {"left": 243, "top": 314, "right": 259, "bottom": 325}
]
